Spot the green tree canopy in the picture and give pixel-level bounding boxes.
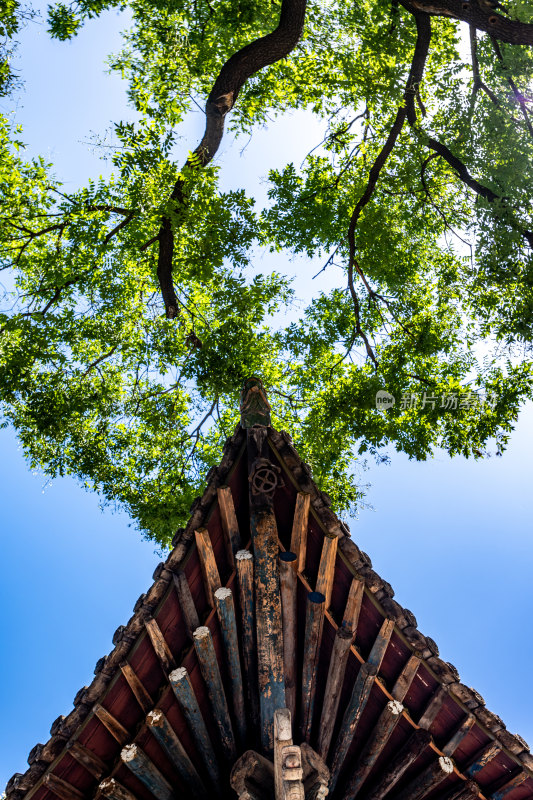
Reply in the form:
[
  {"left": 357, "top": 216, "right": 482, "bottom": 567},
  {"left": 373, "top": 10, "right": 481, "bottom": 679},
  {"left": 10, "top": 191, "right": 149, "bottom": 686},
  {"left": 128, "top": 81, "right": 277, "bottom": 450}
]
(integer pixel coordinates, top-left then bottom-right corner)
[{"left": 1, "top": 0, "right": 533, "bottom": 545}]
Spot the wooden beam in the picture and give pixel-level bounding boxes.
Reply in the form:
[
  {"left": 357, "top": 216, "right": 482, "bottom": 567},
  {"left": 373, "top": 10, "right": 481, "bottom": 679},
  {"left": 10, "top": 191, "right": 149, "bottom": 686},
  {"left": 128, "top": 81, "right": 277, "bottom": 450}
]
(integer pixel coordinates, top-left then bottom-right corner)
[
  {"left": 217, "top": 486, "right": 241, "bottom": 567},
  {"left": 252, "top": 508, "right": 286, "bottom": 752},
  {"left": 145, "top": 617, "right": 175, "bottom": 674},
  {"left": 491, "top": 771, "right": 529, "bottom": 800},
  {"left": 195, "top": 528, "right": 221, "bottom": 608},
  {"left": 392, "top": 756, "right": 454, "bottom": 800},
  {"left": 300, "top": 591, "right": 326, "bottom": 743},
  {"left": 290, "top": 492, "right": 310, "bottom": 573},
  {"left": 341, "top": 700, "right": 404, "bottom": 800},
  {"left": 418, "top": 685, "right": 447, "bottom": 729},
  {"left": 446, "top": 781, "right": 481, "bottom": 800},
  {"left": 279, "top": 552, "right": 298, "bottom": 720},
  {"left": 235, "top": 549, "right": 259, "bottom": 729},
  {"left": 317, "top": 625, "right": 353, "bottom": 760},
  {"left": 99, "top": 778, "right": 138, "bottom": 800},
  {"left": 168, "top": 667, "right": 220, "bottom": 787},
  {"left": 342, "top": 578, "right": 364, "bottom": 632},
  {"left": 364, "top": 728, "right": 432, "bottom": 800},
  {"left": 147, "top": 709, "right": 206, "bottom": 799},
  {"left": 65, "top": 740, "right": 107, "bottom": 779},
  {"left": 315, "top": 535, "right": 338, "bottom": 609},
  {"left": 193, "top": 626, "right": 236, "bottom": 760},
  {"left": 367, "top": 617, "right": 395, "bottom": 670},
  {"left": 173, "top": 571, "right": 200, "bottom": 638},
  {"left": 274, "top": 709, "right": 293, "bottom": 800},
  {"left": 465, "top": 741, "right": 501, "bottom": 778},
  {"left": 214, "top": 587, "right": 247, "bottom": 744},
  {"left": 442, "top": 715, "right": 476, "bottom": 756},
  {"left": 329, "top": 663, "right": 377, "bottom": 792},
  {"left": 121, "top": 744, "right": 173, "bottom": 800},
  {"left": 391, "top": 654, "right": 421, "bottom": 703},
  {"left": 120, "top": 662, "right": 153, "bottom": 713},
  {"left": 93, "top": 704, "right": 129, "bottom": 745},
  {"left": 280, "top": 745, "right": 305, "bottom": 800},
  {"left": 43, "top": 774, "right": 84, "bottom": 800}
]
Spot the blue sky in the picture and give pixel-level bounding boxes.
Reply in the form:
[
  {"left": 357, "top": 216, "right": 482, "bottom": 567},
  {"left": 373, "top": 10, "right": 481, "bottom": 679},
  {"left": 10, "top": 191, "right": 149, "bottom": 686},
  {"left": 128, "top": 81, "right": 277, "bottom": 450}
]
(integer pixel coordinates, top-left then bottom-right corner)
[{"left": 1, "top": 7, "right": 533, "bottom": 788}]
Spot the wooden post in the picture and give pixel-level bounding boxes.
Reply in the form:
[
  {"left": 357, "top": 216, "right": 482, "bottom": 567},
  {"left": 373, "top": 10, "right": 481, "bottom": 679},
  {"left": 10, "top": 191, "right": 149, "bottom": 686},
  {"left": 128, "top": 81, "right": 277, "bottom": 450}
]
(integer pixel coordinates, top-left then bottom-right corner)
[
  {"left": 290, "top": 492, "right": 310, "bottom": 573},
  {"left": 120, "top": 662, "right": 153, "bottom": 713},
  {"left": 300, "top": 591, "right": 326, "bottom": 743},
  {"left": 367, "top": 617, "right": 394, "bottom": 670},
  {"left": 173, "top": 571, "right": 200, "bottom": 638},
  {"left": 492, "top": 771, "right": 529, "bottom": 800},
  {"left": 274, "top": 709, "right": 293, "bottom": 800},
  {"left": 145, "top": 617, "right": 175, "bottom": 673},
  {"left": 343, "top": 578, "right": 364, "bottom": 631},
  {"left": 252, "top": 508, "right": 286, "bottom": 752},
  {"left": 93, "top": 704, "right": 129, "bottom": 745},
  {"left": 329, "top": 663, "right": 377, "bottom": 792},
  {"left": 236, "top": 549, "right": 259, "bottom": 729},
  {"left": 341, "top": 700, "right": 404, "bottom": 800},
  {"left": 279, "top": 552, "right": 298, "bottom": 719},
  {"left": 392, "top": 756, "right": 454, "bottom": 800},
  {"left": 418, "top": 685, "right": 447, "bottom": 729},
  {"left": 147, "top": 709, "right": 207, "bottom": 799},
  {"left": 168, "top": 667, "right": 220, "bottom": 787},
  {"left": 317, "top": 624, "right": 353, "bottom": 760},
  {"left": 280, "top": 745, "right": 305, "bottom": 800},
  {"left": 391, "top": 654, "right": 421, "bottom": 703},
  {"left": 465, "top": 741, "right": 501, "bottom": 777},
  {"left": 364, "top": 728, "right": 432, "bottom": 800},
  {"left": 193, "top": 626, "right": 236, "bottom": 760},
  {"left": 214, "top": 587, "right": 247, "bottom": 744},
  {"left": 447, "top": 781, "right": 481, "bottom": 800},
  {"left": 195, "top": 528, "right": 221, "bottom": 608},
  {"left": 99, "top": 778, "right": 138, "bottom": 800},
  {"left": 121, "top": 744, "right": 173, "bottom": 800},
  {"left": 217, "top": 486, "right": 241, "bottom": 567},
  {"left": 43, "top": 774, "right": 84, "bottom": 800},
  {"left": 442, "top": 714, "right": 476, "bottom": 756},
  {"left": 65, "top": 740, "right": 106, "bottom": 779},
  {"left": 315, "top": 535, "right": 337, "bottom": 608}
]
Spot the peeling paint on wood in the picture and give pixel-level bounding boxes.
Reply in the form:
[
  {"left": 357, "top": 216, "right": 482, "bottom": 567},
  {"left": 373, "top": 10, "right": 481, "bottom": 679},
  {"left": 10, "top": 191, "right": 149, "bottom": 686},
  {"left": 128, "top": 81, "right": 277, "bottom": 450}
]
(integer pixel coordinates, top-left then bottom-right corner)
[
  {"left": 121, "top": 744, "right": 173, "bottom": 800},
  {"left": 147, "top": 709, "right": 207, "bottom": 799},
  {"left": 236, "top": 549, "right": 259, "bottom": 729},
  {"left": 290, "top": 493, "right": 310, "bottom": 573},
  {"left": 193, "top": 626, "right": 236, "bottom": 760},
  {"left": 214, "top": 587, "right": 247, "bottom": 744},
  {"left": 300, "top": 591, "right": 326, "bottom": 743}
]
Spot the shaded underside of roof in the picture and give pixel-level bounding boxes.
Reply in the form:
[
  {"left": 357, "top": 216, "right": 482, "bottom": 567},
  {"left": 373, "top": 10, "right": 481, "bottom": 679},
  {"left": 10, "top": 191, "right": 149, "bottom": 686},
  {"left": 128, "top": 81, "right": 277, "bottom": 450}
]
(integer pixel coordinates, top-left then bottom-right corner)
[{"left": 4, "top": 423, "right": 533, "bottom": 800}]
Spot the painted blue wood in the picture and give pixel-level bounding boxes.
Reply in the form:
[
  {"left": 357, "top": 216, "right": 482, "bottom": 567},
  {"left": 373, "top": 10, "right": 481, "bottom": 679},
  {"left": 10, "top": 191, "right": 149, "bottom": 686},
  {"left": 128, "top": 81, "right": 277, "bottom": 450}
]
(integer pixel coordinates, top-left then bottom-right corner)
[
  {"left": 147, "top": 710, "right": 207, "bottom": 800},
  {"left": 193, "top": 626, "right": 236, "bottom": 761},
  {"left": 214, "top": 587, "right": 247, "bottom": 745},
  {"left": 121, "top": 744, "right": 172, "bottom": 800}
]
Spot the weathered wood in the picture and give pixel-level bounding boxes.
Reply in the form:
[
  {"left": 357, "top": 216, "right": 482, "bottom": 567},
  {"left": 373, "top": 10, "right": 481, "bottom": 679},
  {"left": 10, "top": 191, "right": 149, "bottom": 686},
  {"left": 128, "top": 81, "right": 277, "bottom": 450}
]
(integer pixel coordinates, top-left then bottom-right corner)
[
  {"left": 290, "top": 492, "right": 310, "bottom": 573},
  {"left": 274, "top": 709, "right": 293, "bottom": 800},
  {"left": 173, "top": 571, "right": 200, "bottom": 637},
  {"left": 214, "top": 587, "right": 247, "bottom": 744},
  {"left": 341, "top": 700, "right": 404, "bottom": 800},
  {"left": 315, "top": 535, "right": 338, "bottom": 608},
  {"left": 93, "top": 704, "right": 129, "bottom": 745},
  {"left": 236, "top": 549, "right": 259, "bottom": 729},
  {"left": 120, "top": 662, "right": 153, "bottom": 713},
  {"left": 317, "top": 624, "right": 353, "bottom": 760},
  {"left": 217, "top": 485, "right": 242, "bottom": 567},
  {"left": 465, "top": 741, "right": 501, "bottom": 777},
  {"left": 392, "top": 756, "right": 454, "bottom": 800},
  {"left": 364, "top": 728, "right": 432, "bottom": 800},
  {"left": 121, "top": 744, "right": 173, "bottom": 800},
  {"left": 65, "top": 740, "right": 107, "bottom": 779},
  {"left": 391, "top": 654, "right": 421, "bottom": 703},
  {"left": 168, "top": 666, "right": 220, "bottom": 786},
  {"left": 280, "top": 745, "right": 305, "bottom": 800},
  {"left": 279, "top": 552, "right": 298, "bottom": 719},
  {"left": 193, "top": 626, "right": 236, "bottom": 760},
  {"left": 329, "top": 663, "right": 378, "bottom": 792},
  {"left": 442, "top": 714, "right": 476, "bottom": 756},
  {"left": 418, "top": 685, "right": 447, "bottom": 729},
  {"left": 99, "top": 777, "right": 138, "bottom": 800},
  {"left": 491, "top": 771, "right": 529, "bottom": 800},
  {"left": 147, "top": 709, "right": 206, "bottom": 799},
  {"left": 444, "top": 780, "right": 480, "bottom": 800},
  {"left": 342, "top": 578, "right": 364, "bottom": 632},
  {"left": 367, "top": 617, "right": 395, "bottom": 670},
  {"left": 300, "top": 743, "right": 330, "bottom": 800},
  {"left": 252, "top": 508, "right": 286, "bottom": 752},
  {"left": 300, "top": 591, "right": 326, "bottom": 743},
  {"left": 43, "top": 773, "right": 84, "bottom": 800},
  {"left": 195, "top": 528, "right": 222, "bottom": 608},
  {"left": 230, "top": 749, "right": 274, "bottom": 800},
  {"left": 145, "top": 617, "right": 175, "bottom": 674}
]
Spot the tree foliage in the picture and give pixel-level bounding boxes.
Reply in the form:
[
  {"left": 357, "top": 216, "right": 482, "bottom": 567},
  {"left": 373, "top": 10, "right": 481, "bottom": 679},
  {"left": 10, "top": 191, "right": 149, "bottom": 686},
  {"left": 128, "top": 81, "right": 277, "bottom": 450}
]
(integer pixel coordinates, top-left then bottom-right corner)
[{"left": 1, "top": 0, "right": 533, "bottom": 545}]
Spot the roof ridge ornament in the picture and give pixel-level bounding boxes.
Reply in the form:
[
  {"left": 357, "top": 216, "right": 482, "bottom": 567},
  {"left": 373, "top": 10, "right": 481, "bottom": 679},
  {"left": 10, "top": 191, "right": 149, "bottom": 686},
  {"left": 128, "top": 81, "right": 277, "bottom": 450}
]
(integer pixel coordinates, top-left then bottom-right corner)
[{"left": 240, "top": 376, "right": 272, "bottom": 428}]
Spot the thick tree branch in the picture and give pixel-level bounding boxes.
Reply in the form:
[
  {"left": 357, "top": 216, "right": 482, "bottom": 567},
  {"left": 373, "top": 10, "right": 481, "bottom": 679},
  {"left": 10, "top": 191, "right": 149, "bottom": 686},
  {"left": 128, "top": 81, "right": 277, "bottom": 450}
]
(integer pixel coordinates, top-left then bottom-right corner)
[{"left": 156, "top": 0, "right": 308, "bottom": 318}]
